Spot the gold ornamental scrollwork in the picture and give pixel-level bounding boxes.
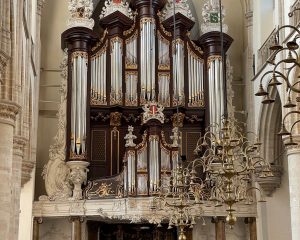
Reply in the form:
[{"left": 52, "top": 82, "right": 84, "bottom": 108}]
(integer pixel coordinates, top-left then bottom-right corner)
[
  {"left": 92, "top": 41, "right": 108, "bottom": 58},
  {"left": 187, "top": 44, "right": 204, "bottom": 62},
  {"left": 95, "top": 183, "right": 114, "bottom": 197},
  {"left": 110, "top": 36, "right": 123, "bottom": 52},
  {"left": 140, "top": 17, "right": 155, "bottom": 25},
  {"left": 92, "top": 29, "right": 108, "bottom": 51},
  {"left": 72, "top": 51, "right": 88, "bottom": 59},
  {"left": 189, "top": 40, "right": 204, "bottom": 55},
  {"left": 172, "top": 112, "right": 185, "bottom": 128},
  {"left": 124, "top": 16, "right": 137, "bottom": 36},
  {"left": 207, "top": 55, "right": 222, "bottom": 66}
]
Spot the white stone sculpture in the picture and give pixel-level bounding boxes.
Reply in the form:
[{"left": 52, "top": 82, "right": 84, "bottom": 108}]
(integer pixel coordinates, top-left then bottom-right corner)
[
  {"left": 124, "top": 126, "right": 137, "bottom": 147},
  {"left": 41, "top": 50, "right": 73, "bottom": 201},
  {"left": 100, "top": 0, "right": 133, "bottom": 19},
  {"left": 67, "top": 0, "right": 95, "bottom": 29},
  {"left": 170, "top": 127, "right": 181, "bottom": 147},
  {"left": 67, "top": 160, "right": 90, "bottom": 200},
  {"left": 161, "top": 0, "right": 195, "bottom": 21},
  {"left": 201, "top": 0, "right": 228, "bottom": 34}
]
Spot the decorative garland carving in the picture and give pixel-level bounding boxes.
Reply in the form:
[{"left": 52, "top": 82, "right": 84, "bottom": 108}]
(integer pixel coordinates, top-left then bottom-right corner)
[{"left": 41, "top": 50, "right": 72, "bottom": 201}]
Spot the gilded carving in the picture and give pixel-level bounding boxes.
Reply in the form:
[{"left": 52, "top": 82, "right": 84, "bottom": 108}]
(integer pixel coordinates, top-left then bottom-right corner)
[
  {"left": 96, "top": 183, "right": 114, "bottom": 197},
  {"left": 110, "top": 112, "right": 122, "bottom": 127},
  {"left": 172, "top": 112, "right": 185, "bottom": 128}
]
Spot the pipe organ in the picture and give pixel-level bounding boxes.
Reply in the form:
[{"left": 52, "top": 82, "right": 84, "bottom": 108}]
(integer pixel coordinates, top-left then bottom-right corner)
[{"left": 61, "top": 0, "right": 233, "bottom": 196}]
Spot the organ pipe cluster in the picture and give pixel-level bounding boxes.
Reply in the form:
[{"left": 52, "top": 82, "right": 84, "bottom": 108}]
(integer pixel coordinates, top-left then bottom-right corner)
[{"left": 70, "top": 51, "right": 88, "bottom": 159}]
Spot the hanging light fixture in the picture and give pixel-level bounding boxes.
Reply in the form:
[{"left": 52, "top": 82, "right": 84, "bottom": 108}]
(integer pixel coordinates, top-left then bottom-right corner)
[
  {"left": 190, "top": 0, "right": 273, "bottom": 227},
  {"left": 254, "top": 7, "right": 300, "bottom": 146},
  {"left": 149, "top": 1, "right": 206, "bottom": 239},
  {"left": 192, "top": 118, "right": 272, "bottom": 226}
]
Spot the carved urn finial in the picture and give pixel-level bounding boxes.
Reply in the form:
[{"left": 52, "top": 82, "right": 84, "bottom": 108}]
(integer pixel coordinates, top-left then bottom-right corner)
[{"left": 67, "top": 161, "right": 90, "bottom": 200}]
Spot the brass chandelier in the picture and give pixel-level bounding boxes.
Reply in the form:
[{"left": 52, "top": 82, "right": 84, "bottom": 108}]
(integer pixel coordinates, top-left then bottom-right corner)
[
  {"left": 149, "top": 0, "right": 273, "bottom": 239},
  {"left": 254, "top": 8, "right": 300, "bottom": 145},
  {"left": 192, "top": 117, "right": 272, "bottom": 226},
  {"left": 151, "top": 162, "right": 206, "bottom": 240}
]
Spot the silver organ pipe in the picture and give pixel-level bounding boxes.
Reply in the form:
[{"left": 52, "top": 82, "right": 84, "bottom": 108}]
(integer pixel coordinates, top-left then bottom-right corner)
[
  {"left": 140, "top": 19, "right": 156, "bottom": 102},
  {"left": 158, "top": 74, "right": 170, "bottom": 106},
  {"left": 125, "top": 72, "right": 138, "bottom": 105},
  {"left": 188, "top": 48, "right": 204, "bottom": 107},
  {"left": 208, "top": 56, "right": 223, "bottom": 126},
  {"left": 127, "top": 151, "right": 136, "bottom": 194},
  {"left": 126, "top": 32, "right": 138, "bottom": 68},
  {"left": 91, "top": 44, "right": 107, "bottom": 105},
  {"left": 149, "top": 136, "right": 159, "bottom": 192},
  {"left": 71, "top": 52, "right": 88, "bottom": 157},
  {"left": 110, "top": 37, "right": 123, "bottom": 105},
  {"left": 173, "top": 40, "right": 185, "bottom": 105}
]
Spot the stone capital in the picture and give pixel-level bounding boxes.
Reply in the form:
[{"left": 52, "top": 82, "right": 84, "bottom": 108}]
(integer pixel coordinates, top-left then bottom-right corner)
[
  {"left": 21, "top": 159, "right": 35, "bottom": 186},
  {"left": 0, "top": 101, "right": 20, "bottom": 126},
  {"left": 13, "top": 136, "right": 27, "bottom": 158}
]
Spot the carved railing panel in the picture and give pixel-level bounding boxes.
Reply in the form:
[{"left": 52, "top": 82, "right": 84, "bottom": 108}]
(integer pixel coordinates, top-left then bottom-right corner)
[
  {"left": 290, "top": 0, "right": 300, "bottom": 26},
  {"left": 257, "top": 28, "right": 276, "bottom": 70}
]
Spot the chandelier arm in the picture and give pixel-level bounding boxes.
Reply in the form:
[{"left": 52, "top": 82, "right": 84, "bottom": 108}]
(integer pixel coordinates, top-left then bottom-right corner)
[
  {"left": 287, "top": 80, "right": 300, "bottom": 96},
  {"left": 289, "top": 119, "right": 300, "bottom": 134},
  {"left": 275, "top": 25, "right": 300, "bottom": 39},
  {"left": 283, "top": 110, "right": 300, "bottom": 124},
  {"left": 272, "top": 60, "right": 300, "bottom": 93}
]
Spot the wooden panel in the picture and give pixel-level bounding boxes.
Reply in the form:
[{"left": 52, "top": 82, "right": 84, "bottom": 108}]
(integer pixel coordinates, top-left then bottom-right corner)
[{"left": 185, "top": 131, "right": 201, "bottom": 162}]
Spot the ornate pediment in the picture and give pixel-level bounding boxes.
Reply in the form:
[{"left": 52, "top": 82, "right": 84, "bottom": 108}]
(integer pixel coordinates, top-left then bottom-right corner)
[{"left": 100, "top": 0, "right": 134, "bottom": 19}]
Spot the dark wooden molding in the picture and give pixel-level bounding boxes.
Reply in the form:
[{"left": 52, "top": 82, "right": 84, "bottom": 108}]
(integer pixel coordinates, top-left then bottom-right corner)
[
  {"left": 99, "top": 11, "right": 133, "bottom": 37},
  {"left": 131, "top": 0, "right": 166, "bottom": 17},
  {"left": 61, "top": 27, "right": 98, "bottom": 52},
  {"left": 162, "top": 13, "right": 195, "bottom": 39},
  {"left": 197, "top": 31, "right": 233, "bottom": 57}
]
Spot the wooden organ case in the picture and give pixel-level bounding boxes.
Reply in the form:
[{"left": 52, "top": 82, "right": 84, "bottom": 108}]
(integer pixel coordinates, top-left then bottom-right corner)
[{"left": 61, "top": 0, "right": 233, "bottom": 198}]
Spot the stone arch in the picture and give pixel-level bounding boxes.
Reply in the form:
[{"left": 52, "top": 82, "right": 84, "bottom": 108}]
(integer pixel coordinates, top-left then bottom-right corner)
[{"left": 257, "top": 86, "right": 284, "bottom": 196}]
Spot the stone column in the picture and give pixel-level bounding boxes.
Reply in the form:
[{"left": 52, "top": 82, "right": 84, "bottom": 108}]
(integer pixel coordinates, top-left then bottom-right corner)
[
  {"left": 287, "top": 147, "right": 300, "bottom": 240},
  {"left": 245, "top": 217, "right": 257, "bottom": 240},
  {"left": 32, "top": 217, "right": 43, "bottom": 240},
  {"left": 70, "top": 217, "right": 83, "bottom": 240},
  {"left": 10, "top": 136, "right": 26, "bottom": 240},
  {"left": 0, "top": 101, "right": 19, "bottom": 240},
  {"left": 212, "top": 217, "right": 226, "bottom": 240}
]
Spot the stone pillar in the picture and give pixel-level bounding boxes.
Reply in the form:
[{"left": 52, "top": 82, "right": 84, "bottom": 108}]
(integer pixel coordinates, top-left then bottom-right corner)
[
  {"left": 32, "top": 217, "right": 43, "bottom": 240},
  {"left": 212, "top": 217, "right": 226, "bottom": 240},
  {"left": 245, "top": 217, "right": 257, "bottom": 240},
  {"left": 287, "top": 147, "right": 300, "bottom": 240},
  {"left": 10, "top": 136, "right": 26, "bottom": 240},
  {"left": 70, "top": 217, "right": 83, "bottom": 240},
  {"left": 0, "top": 101, "right": 19, "bottom": 240}
]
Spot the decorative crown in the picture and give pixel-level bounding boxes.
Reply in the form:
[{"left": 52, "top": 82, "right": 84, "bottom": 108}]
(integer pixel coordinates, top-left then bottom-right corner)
[
  {"left": 100, "top": 0, "right": 134, "bottom": 19},
  {"left": 67, "top": 0, "right": 95, "bottom": 29},
  {"left": 161, "top": 0, "right": 194, "bottom": 21}
]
